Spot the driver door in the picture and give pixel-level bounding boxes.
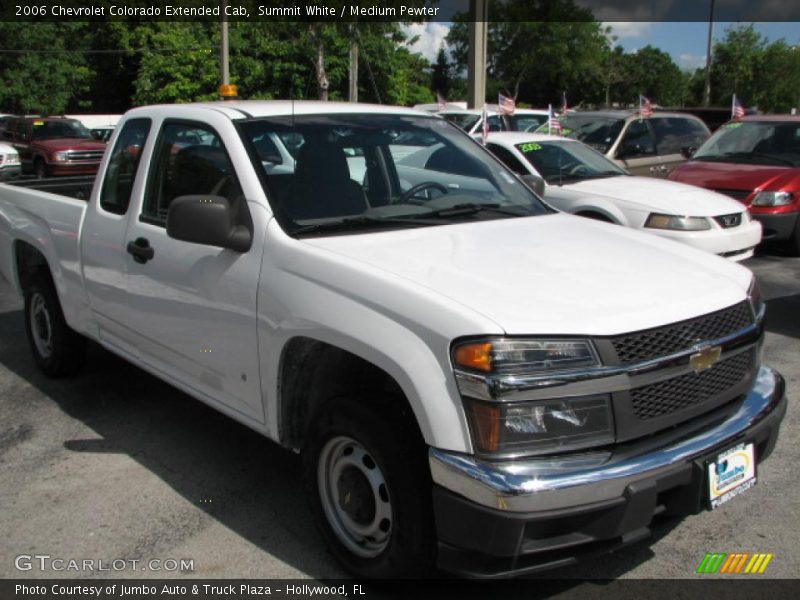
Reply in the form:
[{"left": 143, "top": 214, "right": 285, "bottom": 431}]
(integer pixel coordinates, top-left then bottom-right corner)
[{"left": 614, "top": 119, "right": 661, "bottom": 177}]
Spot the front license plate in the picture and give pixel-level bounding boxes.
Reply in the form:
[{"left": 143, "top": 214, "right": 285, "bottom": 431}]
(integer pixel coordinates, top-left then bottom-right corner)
[{"left": 707, "top": 442, "right": 757, "bottom": 509}]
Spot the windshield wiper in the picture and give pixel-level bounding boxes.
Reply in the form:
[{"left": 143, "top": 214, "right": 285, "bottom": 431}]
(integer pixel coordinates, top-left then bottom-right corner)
[
  {"left": 424, "top": 203, "right": 530, "bottom": 218},
  {"left": 696, "top": 152, "right": 796, "bottom": 167},
  {"left": 292, "top": 215, "right": 440, "bottom": 236}
]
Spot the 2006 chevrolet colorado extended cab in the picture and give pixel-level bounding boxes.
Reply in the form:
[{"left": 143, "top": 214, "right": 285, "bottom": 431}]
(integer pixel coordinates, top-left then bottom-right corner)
[{"left": 0, "top": 101, "right": 787, "bottom": 578}]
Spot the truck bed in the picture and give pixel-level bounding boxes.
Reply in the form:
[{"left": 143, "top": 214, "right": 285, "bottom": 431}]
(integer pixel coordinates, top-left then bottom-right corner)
[{"left": 6, "top": 175, "right": 95, "bottom": 201}]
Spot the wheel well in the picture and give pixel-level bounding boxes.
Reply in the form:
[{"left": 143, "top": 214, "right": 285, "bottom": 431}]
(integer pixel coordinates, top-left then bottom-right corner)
[
  {"left": 575, "top": 210, "right": 614, "bottom": 223},
  {"left": 14, "top": 241, "right": 52, "bottom": 292},
  {"left": 278, "top": 337, "right": 421, "bottom": 451}
]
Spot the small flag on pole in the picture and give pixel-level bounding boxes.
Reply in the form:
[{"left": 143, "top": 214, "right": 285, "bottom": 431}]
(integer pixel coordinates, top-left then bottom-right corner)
[
  {"left": 498, "top": 93, "right": 516, "bottom": 116},
  {"left": 561, "top": 92, "right": 568, "bottom": 116},
  {"left": 548, "top": 104, "right": 562, "bottom": 135},
  {"left": 639, "top": 95, "right": 653, "bottom": 118},
  {"left": 436, "top": 92, "right": 446, "bottom": 112},
  {"left": 732, "top": 94, "right": 746, "bottom": 120},
  {"left": 481, "top": 105, "right": 489, "bottom": 145}
]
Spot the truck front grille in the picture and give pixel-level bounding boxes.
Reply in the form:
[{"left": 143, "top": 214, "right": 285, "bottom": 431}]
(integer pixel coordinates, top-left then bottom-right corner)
[
  {"left": 630, "top": 350, "right": 755, "bottom": 420},
  {"left": 611, "top": 301, "right": 753, "bottom": 364},
  {"left": 66, "top": 150, "right": 104, "bottom": 161}
]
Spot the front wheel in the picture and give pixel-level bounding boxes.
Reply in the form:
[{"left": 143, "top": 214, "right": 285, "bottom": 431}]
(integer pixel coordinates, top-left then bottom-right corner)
[
  {"left": 303, "top": 397, "right": 435, "bottom": 578},
  {"left": 24, "top": 276, "right": 86, "bottom": 377},
  {"left": 34, "top": 158, "right": 49, "bottom": 180}
]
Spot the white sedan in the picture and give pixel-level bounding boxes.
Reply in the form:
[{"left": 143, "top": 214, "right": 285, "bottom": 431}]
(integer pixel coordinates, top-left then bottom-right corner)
[{"left": 484, "top": 132, "right": 762, "bottom": 261}]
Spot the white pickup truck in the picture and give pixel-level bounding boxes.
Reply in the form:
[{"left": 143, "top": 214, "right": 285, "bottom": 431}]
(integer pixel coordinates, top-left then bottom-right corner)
[{"left": 0, "top": 101, "right": 786, "bottom": 578}]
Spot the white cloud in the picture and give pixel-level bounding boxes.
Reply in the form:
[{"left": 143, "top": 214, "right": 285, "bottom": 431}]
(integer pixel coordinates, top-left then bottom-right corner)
[
  {"left": 402, "top": 22, "right": 452, "bottom": 62},
  {"left": 678, "top": 53, "right": 708, "bottom": 70},
  {"left": 603, "top": 22, "right": 656, "bottom": 40}
]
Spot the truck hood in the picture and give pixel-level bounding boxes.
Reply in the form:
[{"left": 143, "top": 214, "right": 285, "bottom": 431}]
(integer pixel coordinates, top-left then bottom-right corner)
[
  {"left": 669, "top": 160, "right": 799, "bottom": 196},
  {"left": 304, "top": 213, "right": 752, "bottom": 336},
  {"left": 32, "top": 138, "right": 106, "bottom": 152},
  {"left": 556, "top": 175, "right": 743, "bottom": 216}
]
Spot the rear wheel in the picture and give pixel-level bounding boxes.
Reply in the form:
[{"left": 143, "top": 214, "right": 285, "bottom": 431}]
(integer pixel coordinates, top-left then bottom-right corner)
[
  {"left": 24, "top": 275, "right": 86, "bottom": 377},
  {"left": 303, "top": 397, "right": 435, "bottom": 578}
]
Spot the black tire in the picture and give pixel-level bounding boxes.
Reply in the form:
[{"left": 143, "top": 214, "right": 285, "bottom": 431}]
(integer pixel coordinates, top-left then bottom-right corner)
[
  {"left": 786, "top": 218, "right": 800, "bottom": 257},
  {"left": 302, "top": 397, "right": 436, "bottom": 578},
  {"left": 34, "top": 158, "right": 48, "bottom": 180},
  {"left": 23, "top": 275, "right": 86, "bottom": 377}
]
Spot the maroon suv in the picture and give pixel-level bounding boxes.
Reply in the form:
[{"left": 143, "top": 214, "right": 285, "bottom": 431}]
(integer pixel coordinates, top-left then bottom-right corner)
[{"left": 2, "top": 116, "right": 106, "bottom": 178}]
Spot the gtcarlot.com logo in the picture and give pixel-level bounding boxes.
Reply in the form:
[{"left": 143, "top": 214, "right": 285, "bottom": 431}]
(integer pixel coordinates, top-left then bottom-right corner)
[{"left": 696, "top": 552, "right": 773, "bottom": 574}]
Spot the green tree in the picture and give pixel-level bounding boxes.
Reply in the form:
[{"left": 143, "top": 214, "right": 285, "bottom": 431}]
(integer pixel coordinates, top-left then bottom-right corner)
[
  {"left": 431, "top": 44, "right": 451, "bottom": 98},
  {"left": 447, "top": 0, "right": 609, "bottom": 106}
]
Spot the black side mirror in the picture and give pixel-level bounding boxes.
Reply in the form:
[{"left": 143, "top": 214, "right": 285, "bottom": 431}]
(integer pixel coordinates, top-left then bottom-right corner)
[
  {"left": 521, "top": 173, "right": 546, "bottom": 197},
  {"left": 166, "top": 195, "right": 251, "bottom": 252},
  {"left": 680, "top": 146, "right": 696, "bottom": 159}
]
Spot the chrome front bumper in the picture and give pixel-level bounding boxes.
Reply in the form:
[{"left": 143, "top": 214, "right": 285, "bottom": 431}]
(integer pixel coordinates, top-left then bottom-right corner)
[{"left": 430, "top": 365, "right": 785, "bottom": 513}]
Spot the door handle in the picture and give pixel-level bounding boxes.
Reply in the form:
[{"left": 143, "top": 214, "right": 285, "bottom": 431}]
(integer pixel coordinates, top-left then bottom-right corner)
[{"left": 126, "top": 237, "right": 155, "bottom": 264}]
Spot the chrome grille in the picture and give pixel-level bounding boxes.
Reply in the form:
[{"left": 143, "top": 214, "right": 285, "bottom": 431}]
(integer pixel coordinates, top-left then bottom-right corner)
[
  {"left": 66, "top": 150, "right": 104, "bottom": 161},
  {"left": 714, "top": 213, "right": 742, "bottom": 229},
  {"left": 630, "top": 350, "right": 754, "bottom": 420},
  {"left": 611, "top": 301, "right": 753, "bottom": 364},
  {"left": 713, "top": 188, "right": 750, "bottom": 201}
]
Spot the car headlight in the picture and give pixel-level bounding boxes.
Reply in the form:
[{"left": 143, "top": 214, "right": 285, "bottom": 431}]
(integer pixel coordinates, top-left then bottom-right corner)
[
  {"left": 748, "top": 277, "right": 765, "bottom": 322},
  {"left": 52, "top": 152, "right": 68, "bottom": 162},
  {"left": 645, "top": 213, "right": 711, "bottom": 231},
  {"left": 453, "top": 338, "right": 614, "bottom": 456},
  {"left": 751, "top": 191, "right": 793, "bottom": 207}
]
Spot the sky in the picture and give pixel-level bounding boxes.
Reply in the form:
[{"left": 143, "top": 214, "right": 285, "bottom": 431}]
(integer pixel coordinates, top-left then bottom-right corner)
[{"left": 404, "top": 21, "right": 800, "bottom": 72}]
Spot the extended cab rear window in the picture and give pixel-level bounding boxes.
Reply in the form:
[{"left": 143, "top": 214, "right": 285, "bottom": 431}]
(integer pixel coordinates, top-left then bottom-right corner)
[{"left": 100, "top": 118, "right": 151, "bottom": 215}]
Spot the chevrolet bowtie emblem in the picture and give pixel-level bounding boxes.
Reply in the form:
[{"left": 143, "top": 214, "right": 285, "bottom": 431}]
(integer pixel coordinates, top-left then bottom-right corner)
[{"left": 690, "top": 345, "right": 722, "bottom": 373}]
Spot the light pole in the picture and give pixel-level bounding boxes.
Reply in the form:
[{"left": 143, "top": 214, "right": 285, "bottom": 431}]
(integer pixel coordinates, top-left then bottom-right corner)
[
  {"left": 219, "top": 0, "right": 237, "bottom": 99},
  {"left": 703, "top": 0, "right": 715, "bottom": 107},
  {"left": 467, "top": 0, "right": 488, "bottom": 109}
]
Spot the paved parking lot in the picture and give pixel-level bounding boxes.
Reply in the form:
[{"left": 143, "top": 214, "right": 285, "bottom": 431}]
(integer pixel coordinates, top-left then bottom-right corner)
[{"left": 0, "top": 251, "right": 798, "bottom": 582}]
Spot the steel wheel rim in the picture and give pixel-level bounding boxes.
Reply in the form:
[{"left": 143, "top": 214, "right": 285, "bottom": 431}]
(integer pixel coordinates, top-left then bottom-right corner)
[
  {"left": 317, "top": 435, "right": 392, "bottom": 558},
  {"left": 30, "top": 292, "right": 53, "bottom": 359}
]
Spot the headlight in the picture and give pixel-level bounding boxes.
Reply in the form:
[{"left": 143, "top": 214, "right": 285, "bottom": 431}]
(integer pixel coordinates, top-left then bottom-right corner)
[
  {"left": 453, "top": 338, "right": 599, "bottom": 374},
  {"left": 52, "top": 152, "right": 68, "bottom": 162},
  {"left": 464, "top": 395, "right": 614, "bottom": 456},
  {"left": 751, "top": 191, "right": 793, "bottom": 207},
  {"left": 645, "top": 213, "right": 711, "bottom": 231},
  {"left": 748, "top": 277, "right": 765, "bottom": 322},
  {"left": 453, "top": 338, "right": 612, "bottom": 456}
]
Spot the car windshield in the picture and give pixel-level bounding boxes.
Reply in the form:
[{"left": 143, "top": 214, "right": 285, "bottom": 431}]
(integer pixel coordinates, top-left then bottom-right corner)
[
  {"left": 238, "top": 114, "right": 549, "bottom": 237},
  {"left": 692, "top": 121, "right": 800, "bottom": 167},
  {"left": 31, "top": 120, "right": 92, "bottom": 140},
  {"left": 509, "top": 114, "right": 547, "bottom": 132},
  {"left": 515, "top": 140, "right": 627, "bottom": 183},
  {"left": 536, "top": 115, "right": 625, "bottom": 154},
  {"left": 441, "top": 113, "right": 481, "bottom": 133}
]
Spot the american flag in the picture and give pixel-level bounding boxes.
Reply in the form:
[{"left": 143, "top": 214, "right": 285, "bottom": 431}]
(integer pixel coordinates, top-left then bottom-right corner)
[
  {"left": 561, "top": 92, "right": 568, "bottom": 116},
  {"left": 639, "top": 95, "right": 653, "bottom": 118},
  {"left": 548, "top": 104, "right": 562, "bottom": 135},
  {"left": 436, "top": 92, "right": 446, "bottom": 112},
  {"left": 498, "top": 93, "right": 516, "bottom": 116},
  {"left": 481, "top": 106, "right": 489, "bottom": 145},
  {"left": 732, "top": 94, "right": 746, "bottom": 120}
]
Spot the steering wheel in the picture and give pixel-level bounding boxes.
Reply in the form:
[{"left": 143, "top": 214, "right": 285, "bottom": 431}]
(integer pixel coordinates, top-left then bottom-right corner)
[
  {"left": 397, "top": 181, "right": 449, "bottom": 204},
  {"left": 566, "top": 164, "right": 591, "bottom": 177}
]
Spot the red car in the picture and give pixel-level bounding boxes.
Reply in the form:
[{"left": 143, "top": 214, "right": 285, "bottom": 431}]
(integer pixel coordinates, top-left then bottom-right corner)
[
  {"left": 2, "top": 116, "right": 107, "bottom": 178},
  {"left": 669, "top": 115, "right": 800, "bottom": 254}
]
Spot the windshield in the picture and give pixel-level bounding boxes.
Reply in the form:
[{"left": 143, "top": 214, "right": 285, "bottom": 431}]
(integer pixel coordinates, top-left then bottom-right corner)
[
  {"left": 509, "top": 114, "right": 547, "bottom": 132},
  {"left": 238, "top": 114, "right": 549, "bottom": 236},
  {"left": 536, "top": 115, "right": 625, "bottom": 154},
  {"left": 693, "top": 121, "right": 800, "bottom": 167},
  {"left": 30, "top": 119, "right": 92, "bottom": 140},
  {"left": 515, "top": 140, "right": 627, "bottom": 183},
  {"left": 441, "top": 113, "right": 481, "bottom": 133}
]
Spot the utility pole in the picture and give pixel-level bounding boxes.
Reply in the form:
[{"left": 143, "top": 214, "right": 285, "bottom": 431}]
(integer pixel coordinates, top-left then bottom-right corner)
[
  {"left": 702, "top": 0, "right": 715, "bottom": 107},
  {"left": 467, "top": 0, "right": 488, "bottom": 109},
  {"left": 219, "top": 0, "right": 237, "bottom": 99},
  {"left": 349, "top": 24, "right": 359, "bottom": 102}
]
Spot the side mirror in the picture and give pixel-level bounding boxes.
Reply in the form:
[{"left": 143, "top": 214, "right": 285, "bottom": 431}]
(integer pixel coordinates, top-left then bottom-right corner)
[
  {"left": 521, "top": 173, "right": 546, "bottom": 197},
  {"left": 166, "top": 195, "right": 251, "bottom": 252},
  {"left": 680, "top": 146, "right": 696, "bottom": 159}
]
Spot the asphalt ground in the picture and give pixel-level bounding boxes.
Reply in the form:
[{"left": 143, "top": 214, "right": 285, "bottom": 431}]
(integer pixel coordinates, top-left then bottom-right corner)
[{"left": 0, "top": 248, "right": 798, "bottom": 587}]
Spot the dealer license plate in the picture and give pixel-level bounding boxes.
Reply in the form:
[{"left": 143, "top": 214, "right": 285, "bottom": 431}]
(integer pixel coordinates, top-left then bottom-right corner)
[{"left": 707, "top": 442, "right": 757, "bottom": 509}]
